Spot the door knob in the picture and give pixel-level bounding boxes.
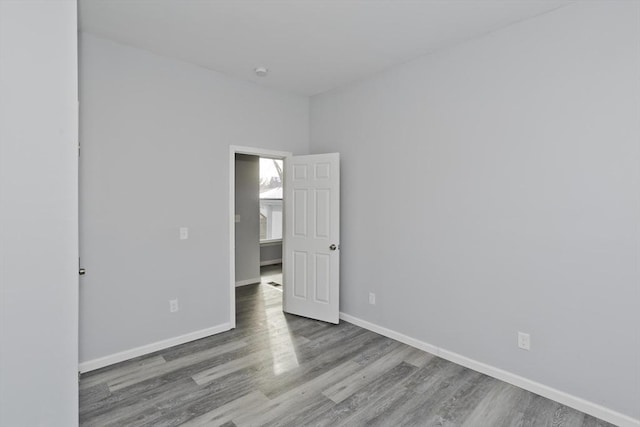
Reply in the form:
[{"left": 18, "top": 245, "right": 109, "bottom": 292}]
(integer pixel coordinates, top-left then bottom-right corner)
[
  {"left": 329, "top": 244, "right": 337, "bottom": 251},
  {"left": 79, "top": 268, "right": 86, "bottom": 276}
]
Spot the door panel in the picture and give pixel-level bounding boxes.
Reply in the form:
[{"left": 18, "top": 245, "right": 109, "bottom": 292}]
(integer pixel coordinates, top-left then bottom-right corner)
[
  {"left": 283, "top": 153, "right": 340, "bottom": 324},
  {"left": 315, "top": 254, "right": 330, "bottom": 303},
  {"left": 293, "top": 189, "right": 308, "bottom": 236},
  {"left": 293, "top": 251, "right": 308, "bottom": 298},
  {"left": 315, "top": 189, "right": 330, "bottom": 238}
]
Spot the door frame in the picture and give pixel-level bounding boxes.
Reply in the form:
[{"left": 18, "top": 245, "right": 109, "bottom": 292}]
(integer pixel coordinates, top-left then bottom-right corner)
[{"left": 229, "top": 145, "right": 292, "bottom": 328}]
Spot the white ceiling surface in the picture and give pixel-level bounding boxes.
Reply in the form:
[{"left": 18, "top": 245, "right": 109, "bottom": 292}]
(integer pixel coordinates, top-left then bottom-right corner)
[{"left": 79, "top": 0, "right": 571, "bottom": 96}]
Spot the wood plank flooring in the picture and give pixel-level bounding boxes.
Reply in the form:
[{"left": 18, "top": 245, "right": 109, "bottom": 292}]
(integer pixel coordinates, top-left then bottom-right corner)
[{"left": 80, "top": 281, "right": 615, "bottom": 426}]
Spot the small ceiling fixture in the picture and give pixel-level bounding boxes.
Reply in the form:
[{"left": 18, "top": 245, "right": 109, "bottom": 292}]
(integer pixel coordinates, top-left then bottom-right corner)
[{"left": 254, "top": 66, "right": 269, "bottom": 77}]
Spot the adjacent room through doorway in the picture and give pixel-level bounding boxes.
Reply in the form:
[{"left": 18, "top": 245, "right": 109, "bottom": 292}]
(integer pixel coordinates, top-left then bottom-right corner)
[
  {"left": 234, "top": 153, "right": 284, "bottom": 299},
  {"left": 230, "top": 146, "right": 290, "bottom": 326}
]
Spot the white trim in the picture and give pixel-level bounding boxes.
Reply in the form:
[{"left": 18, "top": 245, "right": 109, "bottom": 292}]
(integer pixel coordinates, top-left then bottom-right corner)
[
  {"left": 339, "top": 312, "right": 639, "bottom": 427},
  {"left": 260, "top": 258, "right": 282, "bottom": 266},
  {"left": 230, "top": 145, "right": 291, "bottom": 330},
  {"left": 339, "top": 313, "right": 439, "bottom": 356},
  {"left": 437, "top": 349, "right": 639, "bottom": 427},
  {"left": 79, "top": 323, "right": 231, "bottom": 373},
  {"left": 235, "top": 277, "right": 261, "bottom": 287}
]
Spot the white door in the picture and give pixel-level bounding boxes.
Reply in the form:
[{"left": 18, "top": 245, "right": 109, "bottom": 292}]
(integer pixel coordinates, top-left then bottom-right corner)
[{"left": 283, "top": 153, "right": 340, "bottom": 324}]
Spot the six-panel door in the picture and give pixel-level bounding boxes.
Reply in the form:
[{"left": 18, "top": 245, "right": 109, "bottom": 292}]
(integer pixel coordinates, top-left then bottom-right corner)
[{"left": 283, "top": 153, "right": 340, "bottom": 324}]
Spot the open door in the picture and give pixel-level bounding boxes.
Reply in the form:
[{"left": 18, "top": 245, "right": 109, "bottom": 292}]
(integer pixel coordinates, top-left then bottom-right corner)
[{"left": 283, "top": 153, "right": 340, "bottom": 324}]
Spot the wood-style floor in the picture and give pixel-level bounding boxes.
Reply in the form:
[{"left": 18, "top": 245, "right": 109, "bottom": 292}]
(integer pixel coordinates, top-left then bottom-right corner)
[{"left": 80, "top": 271, "right": 614, "bottom": 426}]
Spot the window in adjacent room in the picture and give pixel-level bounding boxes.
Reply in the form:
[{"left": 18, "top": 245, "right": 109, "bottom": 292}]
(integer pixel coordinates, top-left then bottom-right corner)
[{"left": 259, "top": 158, "right": 283, "bottom": 241}]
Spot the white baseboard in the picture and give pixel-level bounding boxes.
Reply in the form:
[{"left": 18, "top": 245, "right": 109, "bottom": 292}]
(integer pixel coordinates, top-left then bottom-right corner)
[
  {"left": 79, "top": 323, "right": 232, "bottom": 373},
  {"left": 235, "top": 277, "right": 261, "bottom": 287},
  {"left": 260, "top": 258, "right": 282, "bottom": 266},
  {"left": 339, "top": 312, "right": 439, "bottom": 356},
  {"left": 339, "top": 312, "right": 639, "bottom": 427}
]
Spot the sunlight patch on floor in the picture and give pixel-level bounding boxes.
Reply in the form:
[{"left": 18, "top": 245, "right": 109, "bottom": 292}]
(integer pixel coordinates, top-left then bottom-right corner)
[{"left": 263, "top": 293, "right": 299, "bottom": 375}]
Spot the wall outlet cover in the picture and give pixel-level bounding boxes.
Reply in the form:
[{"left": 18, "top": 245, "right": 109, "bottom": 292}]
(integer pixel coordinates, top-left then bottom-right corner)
[{"left": 518, "top": 332, "right": 531, "bottom": 350}]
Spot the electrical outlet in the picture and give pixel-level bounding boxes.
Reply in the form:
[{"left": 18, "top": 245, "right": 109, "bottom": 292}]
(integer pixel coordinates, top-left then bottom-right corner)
[
  {"left": 369, "top": 292, "right": 376, "bottom": 305},
  {"left": 518, "top": 332, "right": 530, "bottom": 350},
  {"left": 169, "top": 299, "right": 179, "bottom": 313},
  {"left": 179, "top": 227, "right": 189, "bottom": 240}
]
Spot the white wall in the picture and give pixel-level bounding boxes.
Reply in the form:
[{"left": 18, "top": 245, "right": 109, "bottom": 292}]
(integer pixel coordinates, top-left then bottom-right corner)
[
  {"left": 235, "top": 154, "right": 260, "bottom": 284},
  {"left": 0, "top": 1, "right": 79, "bottom": 425},
  {"left": 79, "top": 34, "right": 308, "bottom": 364},
  {"left": 311, "top": 1, "right": 639, "bottom": 421}
]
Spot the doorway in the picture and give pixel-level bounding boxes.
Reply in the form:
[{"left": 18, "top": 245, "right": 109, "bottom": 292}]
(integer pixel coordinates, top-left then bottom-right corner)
[
  {"left": 257, "top": 155, "right": 284, "bottom": 292},
  {"left": 229, "top": 146, "right": 291, "bottom": 328}
]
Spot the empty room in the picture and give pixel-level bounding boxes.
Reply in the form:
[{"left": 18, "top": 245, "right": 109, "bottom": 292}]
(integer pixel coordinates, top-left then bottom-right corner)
[{"left": 1, "top": 0, "right": 638, "bottom": 426}]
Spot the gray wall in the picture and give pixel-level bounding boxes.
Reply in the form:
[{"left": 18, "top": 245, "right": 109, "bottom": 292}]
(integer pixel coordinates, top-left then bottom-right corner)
[
  {"left": 310, "top": 1, "right": 639, "bottom": 420},
  {"left": 260, "top": 243, "right": 282, "bottom": 265},
  {"left": 235, "top": 154, "right": 260, "bottom": 284},
  {"left": 0, "top": 1, "right": 79, "bottom": 425},
  {"left": 79, "top": 33, "right": 309, "bottom": 363}
]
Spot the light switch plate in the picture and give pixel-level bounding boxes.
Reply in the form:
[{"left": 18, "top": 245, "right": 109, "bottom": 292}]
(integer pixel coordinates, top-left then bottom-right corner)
[{"left": 179, "top": 227, "right": 188, "bottom": 240}]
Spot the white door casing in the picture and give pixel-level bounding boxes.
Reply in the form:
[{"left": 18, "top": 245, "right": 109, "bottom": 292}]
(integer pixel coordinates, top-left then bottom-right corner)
[
  {"left": 228, "top": 145, "right": 291, "bottom": 329},
  {"left": 283, "top": 153, "right": 340, "bottom": 324}
]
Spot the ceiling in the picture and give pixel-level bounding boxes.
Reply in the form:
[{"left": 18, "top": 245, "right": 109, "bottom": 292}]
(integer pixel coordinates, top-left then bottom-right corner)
[{"left": 79, "top": 0, "right": 572, "bottom": 96}]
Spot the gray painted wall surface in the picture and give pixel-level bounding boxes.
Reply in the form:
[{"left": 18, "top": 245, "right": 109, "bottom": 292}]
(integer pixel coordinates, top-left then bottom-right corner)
[
  {"left": 79, "top": 34, "right": 309, "bottom": 363},
  {"left": 0, "top": 1, "right": 79, "bottom": 425},
  {"left": 235, "top": 155, "right": 260, "bottom": 283},
  {"left": 260, "top": 243, "right": 282, "bottom": 264},
  {"left": 310, "top": 2, "right": 639, "bottom": 419}
]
